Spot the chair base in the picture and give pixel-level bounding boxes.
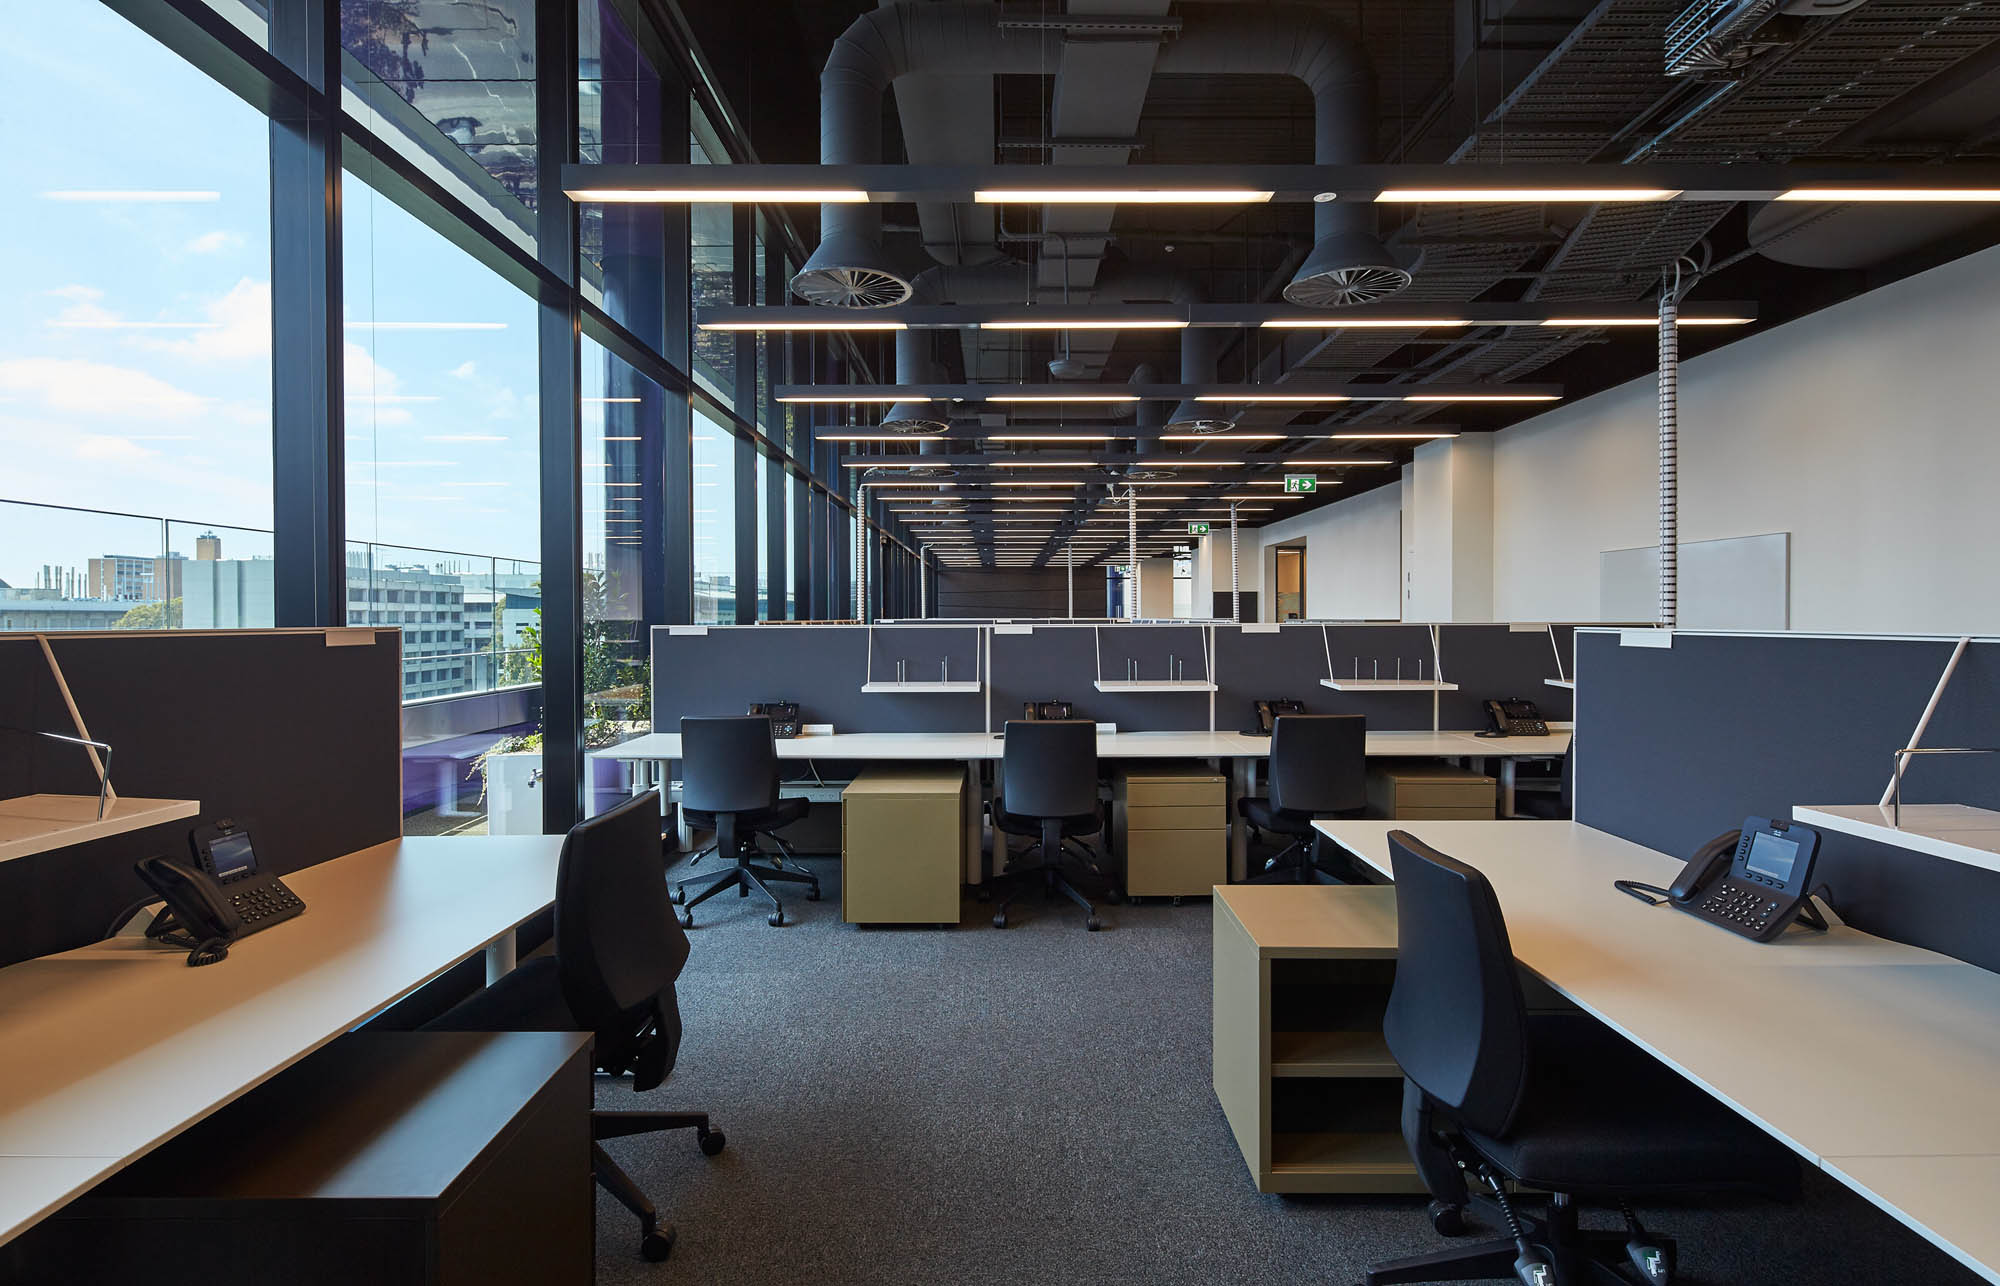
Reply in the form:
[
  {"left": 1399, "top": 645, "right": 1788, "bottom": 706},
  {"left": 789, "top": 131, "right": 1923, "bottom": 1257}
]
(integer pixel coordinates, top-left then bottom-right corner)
[
  {"left": 672, "top": 836, "right": 818, "bottom": 928},
  {"left": 592, "top": 1109, "right": 725, "bottom": 1262},
  {"left": 1366, "top": 1192, "right": 1676, "bottom": 1286},
  {"left": 1244, "top": 833, "right": 1369, "bottom": 885},
  {"left": 991, "top": 838, "right": 1115, "bottom": 931}
]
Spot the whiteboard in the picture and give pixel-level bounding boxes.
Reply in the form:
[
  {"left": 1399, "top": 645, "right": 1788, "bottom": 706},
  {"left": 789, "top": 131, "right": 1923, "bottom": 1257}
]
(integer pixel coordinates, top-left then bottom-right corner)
[{"left": 1599, "top": 532, "right": 1790, "bottom": 629}]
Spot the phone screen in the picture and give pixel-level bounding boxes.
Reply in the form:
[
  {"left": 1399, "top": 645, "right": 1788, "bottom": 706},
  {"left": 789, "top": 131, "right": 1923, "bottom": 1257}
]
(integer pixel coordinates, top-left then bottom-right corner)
[
  {"left": 207, "top": 832, "right": 259, "bottom": 881},
  {"left": 1743, "top": 831, "right": 1799, "bottom": 883}
]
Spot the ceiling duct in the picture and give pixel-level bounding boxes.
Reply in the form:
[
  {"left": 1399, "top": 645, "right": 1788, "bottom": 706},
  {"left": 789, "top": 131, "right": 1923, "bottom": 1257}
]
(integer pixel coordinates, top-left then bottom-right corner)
[
  {"left": 864, "top": 463, "right": 957, "bottom": 481},
  {"left": 884, "top": 327, "right": 953, "bottom": 435},
  {"left": 1158, "top": 6, "right": 1410, "bottom": 308},
  {"left": 796, "top": 4, "right": 1409, "bottom": 311}
]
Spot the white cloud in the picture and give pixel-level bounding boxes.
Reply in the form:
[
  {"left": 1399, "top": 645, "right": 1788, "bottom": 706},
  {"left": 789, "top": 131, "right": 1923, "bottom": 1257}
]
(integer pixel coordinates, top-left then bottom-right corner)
[
  {"left": 183, "top": 230, "right": 243, "bottom": 255},
  {"left": 142, "top": 277, "right": 269, "bottom": 362},
  {"left": 448, "top": 360, "right": 478, "bottom": 379},
  {"left": 46, "top": 284, "right": 105, "bottom": 302},
  {"left": 74, "top": 435, "right": 161, "bottom": 464},
  {"left": 0, "top": 357, "right": 211, "bottom": 419}
]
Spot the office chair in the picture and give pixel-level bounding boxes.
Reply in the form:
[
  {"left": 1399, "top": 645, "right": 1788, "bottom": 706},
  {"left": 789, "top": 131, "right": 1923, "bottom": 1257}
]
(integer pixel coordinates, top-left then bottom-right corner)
[
  {"left": 673, "top": 715, "right": 817, "bottom": 928},
  {"left": 988, "top": 719, "right": 1113, "bottom": 931},
  {"left": 1366, "top": 829, "right": 1798, "bottom": 1286},
  {"left": 426, "top": 791, "right": 725, "bottom": 1263},
  {"left": 1236, "top": 714, "right": 1370, "bottom": 883},
  {"left": 1513, "top": 736, "right": 1574, "bottom": 820}
]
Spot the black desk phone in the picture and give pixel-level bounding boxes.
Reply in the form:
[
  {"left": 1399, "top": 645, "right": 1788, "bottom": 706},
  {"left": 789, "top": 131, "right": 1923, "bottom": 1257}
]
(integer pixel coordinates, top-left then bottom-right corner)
[
  {"left": 1023, "top": 700, "right": 1073, "bottom": 721},
  {"left": 1249, "top": 698, "right": 1306, "bottom": 735},
  {"left": 1481, "top": 698, "right": 1549, "bottom": 737},
  {"left": 749, "top": 701, "right": 801, "bottom": 738},
  {"left": 1615, "top": 817, "right": 1826, "bottom": 943},
  {"left": 136, "top": 820, "right": 305, "bottom": 966}
]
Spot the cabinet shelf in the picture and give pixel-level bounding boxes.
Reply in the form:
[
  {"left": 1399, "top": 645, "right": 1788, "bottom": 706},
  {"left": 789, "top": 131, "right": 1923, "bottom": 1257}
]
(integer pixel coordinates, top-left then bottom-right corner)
[
  {"left": 1544, "top": 678, "right": 1575, "bottom": 690},
  {"left": 0, "top": 795, "right": 201, "bottom": 865},
  {"left": 1268, "top": 1132, "right": 1426, "bottom": 1191},
  {"left": 1319, "top": 679, "right": 1459, "bottom": 692},
  {"left": 1270, "top": 1029, "right": 1399, "bottom": 1078},
  {"left": 859, "top": 681, "right": 980, "bottom": 694},
  {"left": 1092, "top": 679, "right": 1217, "bottom": 694}
]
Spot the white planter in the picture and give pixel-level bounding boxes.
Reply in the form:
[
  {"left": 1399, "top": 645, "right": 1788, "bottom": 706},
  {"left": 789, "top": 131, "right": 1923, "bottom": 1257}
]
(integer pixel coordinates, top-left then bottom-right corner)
[{"left": 483, "top": 751, "right": 544, "bottom": 836}]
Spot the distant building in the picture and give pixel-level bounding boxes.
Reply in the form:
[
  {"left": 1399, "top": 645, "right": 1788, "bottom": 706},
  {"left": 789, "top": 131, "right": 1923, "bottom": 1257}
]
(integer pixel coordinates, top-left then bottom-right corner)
[
  {"left": 87, "top": 552, "right": 185, "bottom": 602},
  {"left": 0, "top": 590, "right": 130, "bottom": 631},
  {"left": 195, "top": 532, "right": 222, "bottom": 561}
]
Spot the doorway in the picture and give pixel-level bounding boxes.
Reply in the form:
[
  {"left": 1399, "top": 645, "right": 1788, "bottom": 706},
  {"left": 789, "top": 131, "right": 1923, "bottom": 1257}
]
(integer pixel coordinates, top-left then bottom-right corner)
[{"left": 1275, "top": 545, "right": 1306, "bottom": 621}]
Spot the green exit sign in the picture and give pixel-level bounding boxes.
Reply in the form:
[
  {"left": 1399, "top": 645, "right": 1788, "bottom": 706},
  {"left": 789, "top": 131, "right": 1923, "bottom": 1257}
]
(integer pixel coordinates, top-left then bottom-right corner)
[
  {"left": 1188, "top": 521, "right": 1211, "bottom": 536},
  {"left": 1283, "top": 474, "right": 1319, "bottom": 494}
]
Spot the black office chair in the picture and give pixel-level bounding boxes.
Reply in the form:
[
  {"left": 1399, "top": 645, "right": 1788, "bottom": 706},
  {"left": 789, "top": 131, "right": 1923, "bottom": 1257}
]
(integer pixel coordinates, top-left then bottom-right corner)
[
  {"left": 673, "top": 715, "right": 817, "bottom": 928},
  {"left": 1513, "top": 736, "right": 1574, "bottom": 820},
  {"left": 426, "top": 791, "right": 724, "bottom": 1263},
  {"left": 989, "top": 719, "right": 1113, "bottom": 931},
  {"left": 1366, "top": 829, "right": 1798, "bottom": 1286},
  {"left": 1236, "top": 713, "right": 1370, "bottom": 883}
]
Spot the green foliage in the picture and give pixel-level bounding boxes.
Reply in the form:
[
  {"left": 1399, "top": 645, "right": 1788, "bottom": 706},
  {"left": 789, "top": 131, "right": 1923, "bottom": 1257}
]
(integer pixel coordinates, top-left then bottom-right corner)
[{"left": 114, "top": 598, "right": 182, "bottom": 630}]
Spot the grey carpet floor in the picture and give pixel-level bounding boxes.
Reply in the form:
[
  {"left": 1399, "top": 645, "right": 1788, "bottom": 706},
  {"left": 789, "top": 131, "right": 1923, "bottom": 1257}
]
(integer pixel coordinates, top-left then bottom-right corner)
[{"left": 593, "top": 858, "right": 1979, "bottom": 1286}]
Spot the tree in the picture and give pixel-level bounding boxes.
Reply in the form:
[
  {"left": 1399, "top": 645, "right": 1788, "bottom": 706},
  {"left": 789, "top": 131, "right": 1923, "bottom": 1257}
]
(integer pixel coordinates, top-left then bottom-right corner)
[{"left": 114, "top": 598, "right": 182, "bottom": 630}]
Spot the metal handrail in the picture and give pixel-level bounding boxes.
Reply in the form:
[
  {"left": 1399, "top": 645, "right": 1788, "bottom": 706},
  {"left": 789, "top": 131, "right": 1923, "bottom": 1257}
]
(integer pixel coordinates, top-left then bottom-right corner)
[
  {"left": 1889, "top": 746, "right": 2000, "bottom": 827},
  {"left": 1, "top": 726, "right": 115, "bottom": 820}
]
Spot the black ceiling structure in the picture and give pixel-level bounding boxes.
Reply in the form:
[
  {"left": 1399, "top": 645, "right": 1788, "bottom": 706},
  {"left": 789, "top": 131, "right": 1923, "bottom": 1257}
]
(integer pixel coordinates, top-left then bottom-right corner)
[{"left": 667, "top": 0, "right": 2000, "bottom": 569}]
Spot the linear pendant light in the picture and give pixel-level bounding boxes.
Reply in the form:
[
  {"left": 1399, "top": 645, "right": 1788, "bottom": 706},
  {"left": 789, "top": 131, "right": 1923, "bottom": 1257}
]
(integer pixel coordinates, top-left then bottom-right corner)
[
  {"left": 974, "top": 189, "right": 1274, "bottom": 204},
  {"left": 1375, "top": 188, "right": 1680, "bottom": 202}
]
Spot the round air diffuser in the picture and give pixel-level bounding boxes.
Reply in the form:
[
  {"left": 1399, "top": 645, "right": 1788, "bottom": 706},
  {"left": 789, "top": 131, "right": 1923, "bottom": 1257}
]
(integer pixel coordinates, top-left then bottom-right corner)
[{"left": 1284, "top": 231, "right": 1414, "bottom": 308}]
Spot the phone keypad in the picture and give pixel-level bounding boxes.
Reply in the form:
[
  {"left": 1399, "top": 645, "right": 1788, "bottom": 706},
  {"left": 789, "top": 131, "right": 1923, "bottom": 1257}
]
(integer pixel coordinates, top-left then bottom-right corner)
[
  {"left": 227, "top": 880, "right": 304, "bottom": 927},
  {"left": 1697, "top": 880, "right": 1782, "bottom": 934}
]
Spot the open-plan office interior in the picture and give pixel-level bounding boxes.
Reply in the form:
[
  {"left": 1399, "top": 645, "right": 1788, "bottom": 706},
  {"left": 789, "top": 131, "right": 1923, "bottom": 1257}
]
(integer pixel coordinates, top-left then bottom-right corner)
[{"left": 3, "top": 1, "right": 2000, "bottom": 1283}]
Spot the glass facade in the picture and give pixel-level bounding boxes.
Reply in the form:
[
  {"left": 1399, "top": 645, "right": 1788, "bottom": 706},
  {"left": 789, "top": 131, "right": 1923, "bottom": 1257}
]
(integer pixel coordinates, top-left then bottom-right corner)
[{"left": 1, "top": 0, "right": 904, "bottom": 835}]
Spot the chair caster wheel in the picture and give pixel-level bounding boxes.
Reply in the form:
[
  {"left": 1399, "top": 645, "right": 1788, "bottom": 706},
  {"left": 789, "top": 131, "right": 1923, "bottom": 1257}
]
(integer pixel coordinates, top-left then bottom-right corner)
[
  {"left": 992, "top": 913, "right": 1007, "bottom": 929},
  {"left": 697, "top": 1127, "right": 726, "bottom": 1157},
  {"left": 1428, "top": 1201, "right": 1468, "bottom": 1237},
  {"left": 1085, "top": 916, "right": 1102, "bottom": 931},
  {"left": 671, "top": 886, "right": 687, "bottom": 905},
  {"left": 1104, "top": 889, "right": 1123, "bottom": 905},
  {"left": 641, "top": 1229, "right": 675, "bottom": 1262},
  {"left": 678, "top": 912, "right": 694, "bottom": 929},
  {"left": 767, "top": 911, "right": 785, "bottom": 927},
  {"left": 1171, "top": 895, "right": 1185, "bottom": 906},
  {"left": 806, "top": 886, "right": 820, "bottom": 902}
]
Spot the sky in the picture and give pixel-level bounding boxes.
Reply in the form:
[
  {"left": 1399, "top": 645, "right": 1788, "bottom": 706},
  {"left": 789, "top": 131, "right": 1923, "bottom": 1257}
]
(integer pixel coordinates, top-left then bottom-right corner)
[{"left": 0, "top": 0, "right": 545, "bottom": 592}]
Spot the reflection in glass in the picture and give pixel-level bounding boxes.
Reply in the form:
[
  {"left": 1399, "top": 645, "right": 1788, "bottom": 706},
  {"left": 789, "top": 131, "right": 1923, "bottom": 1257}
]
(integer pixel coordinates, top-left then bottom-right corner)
[
  {"left": 689, "top": 102, "right": 735, "bottom": 404},
  {"left": 784, "top": 470, "right": 799, "bottom": 619},
  {"left": 755, "top": 452, "right": 771, "bottom": 620},
  {"left": 577, "top": 0, "right": 667, "bottom": 349}
]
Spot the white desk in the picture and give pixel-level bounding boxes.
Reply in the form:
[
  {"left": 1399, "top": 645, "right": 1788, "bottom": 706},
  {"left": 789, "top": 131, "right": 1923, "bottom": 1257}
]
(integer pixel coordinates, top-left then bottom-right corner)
[
  {"left": 0, "top": 834, "right": 564, "bottom": 1245},
  {"left": 596, "top": 729, "right": 1569, "bottom": 880},
  {"left": 1313, "top": 819, "right": 2000, "bottom": 1284}
]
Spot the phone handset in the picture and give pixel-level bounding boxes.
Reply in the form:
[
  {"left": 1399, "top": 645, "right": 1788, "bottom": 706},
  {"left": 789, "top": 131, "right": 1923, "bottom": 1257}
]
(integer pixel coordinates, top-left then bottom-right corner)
[
  {"left": 1615, "top": 830, "right": 1739, "bottom": 906},
  {"left": 135, "top": 856, "right": 241, "bottom": 966}
]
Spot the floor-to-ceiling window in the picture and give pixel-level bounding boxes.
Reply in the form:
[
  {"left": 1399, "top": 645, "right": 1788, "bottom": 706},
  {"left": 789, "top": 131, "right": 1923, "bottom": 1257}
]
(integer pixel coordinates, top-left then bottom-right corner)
[
  {"left": 0, "top": 0, "right": 273, "bottom": 632},
  {"left": 692, "top": 408, "right": 735, "bottom": 623}
]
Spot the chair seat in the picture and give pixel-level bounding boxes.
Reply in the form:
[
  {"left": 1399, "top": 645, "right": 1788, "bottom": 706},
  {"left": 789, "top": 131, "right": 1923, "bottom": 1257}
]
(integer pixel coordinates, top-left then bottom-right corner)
[
  {"left": 991, "top": 799, "right": 1101, "bottom": 839},
  {"left": 425, "top": 956, "right": 577, "bottom": 1034},
  {"left": 683, "top": 795, "right": 811, "bottom": 833},
  {"left": 1462, "top": 1013, "right": 1798, "bottom": 1196}
]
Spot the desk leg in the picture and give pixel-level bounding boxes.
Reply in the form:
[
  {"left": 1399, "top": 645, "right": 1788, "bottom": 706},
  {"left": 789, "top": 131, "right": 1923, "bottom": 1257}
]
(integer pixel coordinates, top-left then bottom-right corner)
[
  {"left": 1498, "top": 758, "right": 1516, "bottom": 819},
  {"left": 964, "top": 757, "right": 984, "bottom": 885},
  {"left": 1229, "top": 757, "right": 1250, "bottom": 883},
  {"left": 485, "top": 932, "right": 517, "bottom": 986}
]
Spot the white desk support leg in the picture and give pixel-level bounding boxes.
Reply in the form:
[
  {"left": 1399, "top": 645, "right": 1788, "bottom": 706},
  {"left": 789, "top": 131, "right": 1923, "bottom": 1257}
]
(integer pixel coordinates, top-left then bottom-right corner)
[
  {"left": 485, "top": 932, "right": 517, "bottom": 986},
  {"left": 1229, "top": 757, "right": 1251, "bottom": 882},
  {"left": 1497, "top": 758, "right": 1516, "bottom": 818}
]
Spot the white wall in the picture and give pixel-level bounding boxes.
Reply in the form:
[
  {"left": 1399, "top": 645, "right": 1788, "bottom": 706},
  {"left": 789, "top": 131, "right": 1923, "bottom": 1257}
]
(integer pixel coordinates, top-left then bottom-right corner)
[
  {"left": 1491, "top": 240, "right": 2000, "bottom": 634},
  {"left": 1254, "top": 481, "right": 1403, "bottom": 619}
]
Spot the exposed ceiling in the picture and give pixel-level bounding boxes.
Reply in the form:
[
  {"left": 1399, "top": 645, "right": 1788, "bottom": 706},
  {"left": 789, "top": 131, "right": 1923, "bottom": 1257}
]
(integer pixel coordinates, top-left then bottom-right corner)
[{"left": 675, "top": 0, "right": 2000, "bottom": 570}]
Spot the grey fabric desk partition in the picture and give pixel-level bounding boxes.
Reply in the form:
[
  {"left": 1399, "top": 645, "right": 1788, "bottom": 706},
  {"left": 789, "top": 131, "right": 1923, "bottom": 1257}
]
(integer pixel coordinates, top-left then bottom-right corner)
[
  {"left": 0, "top": 629, "right": 404, "bottom": 966},
  {"left": 1573, "top": 628, "right": 2000, "bottom": 971},
  {"left": 651, "top": 621, "right": 1584, "bottom": 737}
]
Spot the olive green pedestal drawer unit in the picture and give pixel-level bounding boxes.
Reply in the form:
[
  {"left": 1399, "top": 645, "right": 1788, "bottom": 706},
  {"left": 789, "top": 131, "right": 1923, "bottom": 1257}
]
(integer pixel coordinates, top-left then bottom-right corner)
[
  {"left": 1212, "top": 883, "right": 1424, "bottom": 1195},
  {"left": 1365, "top": 759, "right": 1496, "bottom": 820},
  {"left": 1113, "top": 765, "right": 1227, "bottom": 899},
  {"left": 841, "top": 766, "right": 965, "bottom": 925}
]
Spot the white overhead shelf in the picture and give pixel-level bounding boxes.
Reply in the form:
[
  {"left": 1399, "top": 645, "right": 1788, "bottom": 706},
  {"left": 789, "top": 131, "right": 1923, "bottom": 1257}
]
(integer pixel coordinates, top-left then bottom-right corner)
[
  {"left": 1792, "top": 804, "right": 2000, "bottom": 875},
  {"left": 860, "top": 680, "right": 981, "bottom": 694},
  {"left": 1093, "top": 679, "right": 1218, "bottom": 694},
  {"left": 1545, "top": 679, "right": 1575, "bottom": 689},
  {"left": 0, "top": 795, "right": 200, "bottom": 865},
  {"left": 1319, "top": 679, "right": 1460, "bottom": 692}
]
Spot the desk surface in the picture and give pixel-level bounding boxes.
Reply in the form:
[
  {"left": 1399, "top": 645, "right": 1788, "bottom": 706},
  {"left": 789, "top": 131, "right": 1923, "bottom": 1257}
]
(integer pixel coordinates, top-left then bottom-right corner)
[
  {"left": 597, "top": 728, "right": 1568, "bottom": 763},
  {"left": 1315, "top": 819, "right": 2000, "bottom": 1283},
  {"left": 0, "top": 834, "right": 564, "bottom": 1244}
]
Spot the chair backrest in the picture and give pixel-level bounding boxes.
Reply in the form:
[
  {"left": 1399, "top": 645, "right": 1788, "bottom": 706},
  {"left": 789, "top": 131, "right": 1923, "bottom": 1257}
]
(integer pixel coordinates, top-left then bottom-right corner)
[
  {"left": 680, "top": 715, "right": 779, "bottom": 815},
  {"left": 1380, "top": 829, "right": 1533, "bottom": 1137},
  {"left": 1001, "top": 719, "right": 1098, "bottom": 818},
  {"left": 1268, "top": 714, "right": 1367, "bottom": 814},
  {"left": 553, "top": 790, "right": 690, "bottom": 1087}
]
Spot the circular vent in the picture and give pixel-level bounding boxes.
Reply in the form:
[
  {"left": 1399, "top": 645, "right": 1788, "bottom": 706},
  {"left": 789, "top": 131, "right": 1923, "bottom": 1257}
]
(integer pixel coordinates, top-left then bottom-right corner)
[
  {"left": 1283, "top": 264, "right": 1415, "bottom": 308},
  {"left": 877, "top": 414, "right": 952, "bottom": 436},
  {"left": 1166, "top": 415, "right": 1237, "bottom": 435},
  {"left": 1113, "top": 467, "right": 1178, "bottom": 482},
  {"left": 864, "top": 464, "right": 958, "bottom": 482},
  {"left": 790, "top": 266, "right": 913, "bottom": 308}
]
